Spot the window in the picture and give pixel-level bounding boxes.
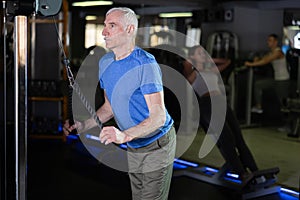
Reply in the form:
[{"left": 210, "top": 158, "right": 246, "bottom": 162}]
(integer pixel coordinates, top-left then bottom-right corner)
[{"left": 85, "top": 23, "right": 105, "bottom": 49}]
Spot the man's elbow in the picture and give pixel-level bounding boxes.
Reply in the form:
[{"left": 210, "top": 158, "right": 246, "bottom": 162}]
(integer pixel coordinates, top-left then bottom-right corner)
[
  {"left": 149, "top": 104, "right": 167, "bottom": 128},
  {"left": 157, "top": 113, "right": 166, "bottom": 128}
]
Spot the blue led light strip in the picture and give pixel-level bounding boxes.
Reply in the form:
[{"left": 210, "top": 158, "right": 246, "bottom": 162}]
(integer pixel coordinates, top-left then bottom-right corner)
[
  {"left": 174, "top": 158, "right": 199, "bottom": 168},
  {"left": 280, "top": 188, "right": 300, "bottom": 197}
]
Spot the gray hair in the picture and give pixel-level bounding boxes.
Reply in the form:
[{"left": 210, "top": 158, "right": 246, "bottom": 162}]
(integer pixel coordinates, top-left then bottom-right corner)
[{"left": 106, "top": 7, "right": 138, "bottom": 36}]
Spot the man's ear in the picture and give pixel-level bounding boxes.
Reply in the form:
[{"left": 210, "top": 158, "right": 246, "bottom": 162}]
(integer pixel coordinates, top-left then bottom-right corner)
[{"left": 127, "top": 24, "right": 134, "bottom": 34}]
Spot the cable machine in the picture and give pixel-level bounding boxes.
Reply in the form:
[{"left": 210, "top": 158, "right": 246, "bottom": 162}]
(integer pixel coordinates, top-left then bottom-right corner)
[{"left": 1, "top": 1, "right": 62, "bottom": 199}]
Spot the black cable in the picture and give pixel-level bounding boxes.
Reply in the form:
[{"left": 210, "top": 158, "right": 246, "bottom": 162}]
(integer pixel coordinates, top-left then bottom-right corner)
[
  {"left": 2, "top": 1, "right": 7, "bottom": 199},
  {"left": 52, "top": 16, "right": 102, "bottom": 130}
]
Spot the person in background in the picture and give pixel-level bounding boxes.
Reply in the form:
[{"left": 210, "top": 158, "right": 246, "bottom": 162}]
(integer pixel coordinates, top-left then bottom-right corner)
[
  {"left": 63, "top": 7, "right": 176, "bottom": 200},
  {"left": 184, "top": 45, "right": 259, "bottom": 183},
  {"left": 245, "top": 33, "right": 290, "bottom": 114}
]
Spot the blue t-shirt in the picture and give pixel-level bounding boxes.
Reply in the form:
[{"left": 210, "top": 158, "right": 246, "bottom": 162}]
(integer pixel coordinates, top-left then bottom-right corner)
[{"left": 99, "top": 47, "right": 174, "bottom": 148}]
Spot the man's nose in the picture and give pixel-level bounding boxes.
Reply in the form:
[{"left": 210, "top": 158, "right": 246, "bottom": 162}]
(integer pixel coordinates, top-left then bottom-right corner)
[{"left": 102, "top": 28, "right": 107, "bottom": 36}]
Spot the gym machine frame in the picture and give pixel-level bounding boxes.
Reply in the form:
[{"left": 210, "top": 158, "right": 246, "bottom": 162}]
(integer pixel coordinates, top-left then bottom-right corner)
[
  {"left": 173, "top": 162, "right": 280, "bottom": 200},
  {"left": 284, "top": 48, "right": 300, "bottom": 138},
  {"left": 1, "top": 8, "right": 28, "bottom": 199},
  {"left": 1, "top": 1, "right": 62, "bottom": 199}
]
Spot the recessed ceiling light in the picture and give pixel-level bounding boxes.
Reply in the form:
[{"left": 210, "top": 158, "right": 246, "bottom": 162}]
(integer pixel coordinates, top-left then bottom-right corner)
[
  {"left": 72, "top": 1, "right": 113, "bottom": 7},
  {"left": 159, "top": 12, "right": 193, "bottom": 18},
  {"left": 85, "top": 15, "right": 97, "bottom": 20}
]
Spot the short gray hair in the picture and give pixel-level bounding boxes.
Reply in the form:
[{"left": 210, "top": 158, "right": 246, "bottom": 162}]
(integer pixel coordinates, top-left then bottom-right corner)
[{"left": 106, "top": 7, "right": 138, "bottom": 35}]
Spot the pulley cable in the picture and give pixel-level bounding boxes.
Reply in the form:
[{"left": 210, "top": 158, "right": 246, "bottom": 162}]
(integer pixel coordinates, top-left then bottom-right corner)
[{"left": 52, "top": 16, "right": 102, "bottom": 130}]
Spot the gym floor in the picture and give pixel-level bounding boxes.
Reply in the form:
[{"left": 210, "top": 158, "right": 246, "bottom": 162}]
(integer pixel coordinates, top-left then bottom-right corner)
[
  {"left": 27, "top": 126, "right": 300, "bottom": 200},
  {"left": 182, "top": 126, "right": 300, "bottom": 190}
]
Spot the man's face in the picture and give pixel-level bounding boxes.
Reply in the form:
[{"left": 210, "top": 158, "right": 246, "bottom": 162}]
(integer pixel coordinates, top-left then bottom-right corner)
[
  {"left": 267, "top": 36, "right": 277, "bottom": 49},
  {"left": 102, "top": 11, "right": 128, "bottom": 50}
]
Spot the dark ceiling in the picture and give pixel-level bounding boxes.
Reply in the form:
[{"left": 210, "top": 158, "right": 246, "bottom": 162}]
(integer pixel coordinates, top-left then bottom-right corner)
[
  {"left": 69, "top": 0, "right": 300, "bottom": 9},
  {"left": 68, "top": 0, "right": 300, "bottom": 15}
]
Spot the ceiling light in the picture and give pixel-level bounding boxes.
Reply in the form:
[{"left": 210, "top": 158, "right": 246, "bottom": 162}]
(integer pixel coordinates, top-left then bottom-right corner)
[
  {"left": 72, "top": 1, "right": 113, "bottom": 7},
  {"left": 86, "top": 15, "right": 97, "bottom": 20},
  {"left": 159, "top": 12, "right": 193, "bottom": 18}
]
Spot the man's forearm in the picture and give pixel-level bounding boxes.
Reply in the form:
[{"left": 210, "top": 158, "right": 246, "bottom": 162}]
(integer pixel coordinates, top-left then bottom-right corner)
[
  {"left": 80, "top": 103, "right": 114, "bottom": 133},
  {"left": 123, "top": 104, "right": 166, "bottom": 140},
  {"left": 96, "top": 102, "right": 114, "bottom": 124}
]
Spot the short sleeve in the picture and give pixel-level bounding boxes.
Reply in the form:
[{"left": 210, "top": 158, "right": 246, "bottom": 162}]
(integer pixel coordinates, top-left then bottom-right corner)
[{"left": 139, "top": 62, "right": 163, "bottom": 94}]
